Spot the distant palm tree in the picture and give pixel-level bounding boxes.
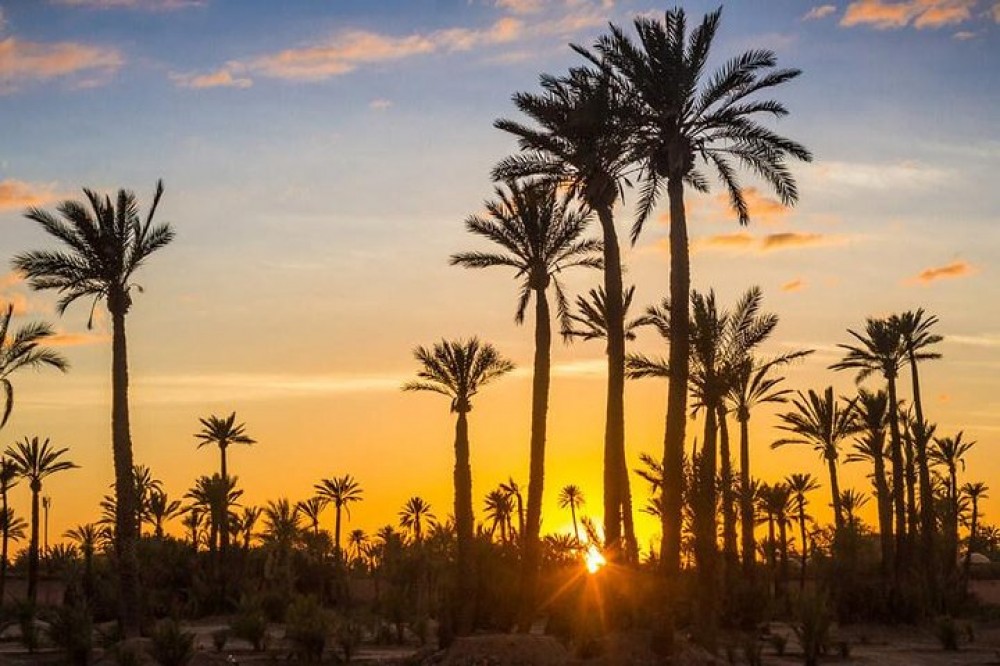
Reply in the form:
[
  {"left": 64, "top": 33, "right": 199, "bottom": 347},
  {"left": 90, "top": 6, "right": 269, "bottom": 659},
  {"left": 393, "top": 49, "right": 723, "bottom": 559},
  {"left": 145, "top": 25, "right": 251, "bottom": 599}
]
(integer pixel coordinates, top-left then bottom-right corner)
[
  {"left": 399, "top": 496, "right": 435, "bottom": 543},
  {"left": 774, "top": 388, "right": 860, "bottom": 531},
  {"left": 236, "top": 506, "right": 261, "bottom": 551},
  {"left": 962, "top": 481, "right": 988, "bottom": 580},
  {"left": 483, "top": 489, "right": 514, "bottom": 543},
  {"left": 185, "top": 474, "right": 242, "bottom": 560},
  {"left": 404, "top": 338, "right": 513, "bottom": 634},
  {"left": 0, "top": 458, "right": 18, "bottom": 603},
  {"left": 499, "top": 477, "right": 525, "bottom": 538},
  {"left": 846, "top": 388, "right": 894, "bottom": 574},
  {"left": 14, "top": 180, "right": 172, "bottom": 636},
  {"left": 0, "top": 506, "right": 27, "bottom": 600},
  {"left": 296, "top": 497, "right": 327, "bottom": 536},
  {"left": 495, "top": 63, "right": 636, "bottom": 563},
  {"left": 314, "top": 475, "right": 362, "bottom": 560},
  {"left": 451, "top": 181, "right": 598, "bottom": 626},
  {"left": 5, "top": 436, "right": 78, "bottom": 604},
  {"left": 558, "top": 484, "right": 585, "bottom": 542},
  {"left": 348, "top": 529, "right": 368, "bottom": 564},
  {"left": 181, "top": 508, "right": 203, "bottom": 551},
  {"left": 0, "top": 304, "right": 69, "bottom": 430},
  {"left": 832, "top": 318, "right": 907, "bottom": 569},
  {"left": 785, "top": 473, "right": 820, "bottom": 590},
  {"left": 260, "top": 498, "right": 303, "bottom": 556},
  {"left": 840, "top": 489, "right": 870, "bottom": 531},
  {"left": 65, "top": 523, "right": 106, "bottom": 601},
  {"left": 593, "top": 9, "right": 812, "bottom": 589},
  {"left": 132, "top": 464, "right": 162, "bottom": 536},
  {"left": 759, "top": 483, "right": 792, "bottom": 596},
  {"left": 145, "top": 491, "right": 182, "bottom": 538},
  {"left": 931, "top": 432, "right": 975, "bottom": 575},
  {"left": 195, "top": 413, "right": 255, "bottom": 557}
]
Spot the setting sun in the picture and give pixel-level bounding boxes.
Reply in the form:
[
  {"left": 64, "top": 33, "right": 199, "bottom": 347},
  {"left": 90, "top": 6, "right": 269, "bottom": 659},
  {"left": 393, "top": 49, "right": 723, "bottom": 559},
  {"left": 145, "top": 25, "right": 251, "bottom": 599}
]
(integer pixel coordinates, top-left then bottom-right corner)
[{"left": 584, "top": 544, "right": 607, "bottom": 574}]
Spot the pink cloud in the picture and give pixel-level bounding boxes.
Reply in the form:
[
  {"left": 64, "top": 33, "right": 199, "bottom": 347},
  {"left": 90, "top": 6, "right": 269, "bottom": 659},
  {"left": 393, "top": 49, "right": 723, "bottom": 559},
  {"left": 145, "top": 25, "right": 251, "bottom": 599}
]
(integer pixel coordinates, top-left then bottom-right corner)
[
  {"left": 803, "top": 5, "right": 838, "bottom": 20},
  {"left": 0, "top": 37, "right": 122, "bottom": 90},
  {"left": 841, "top": 0, "right": 976, "bottom": 29},
  {"left": 0, "top": 180, "right": 61, "bottom": 211},
  {"left": 170, "top": 66, "right": 252, "bottom": 89},
  {"left": 908, "top": 260, "right": 975, "bottom": 284}
]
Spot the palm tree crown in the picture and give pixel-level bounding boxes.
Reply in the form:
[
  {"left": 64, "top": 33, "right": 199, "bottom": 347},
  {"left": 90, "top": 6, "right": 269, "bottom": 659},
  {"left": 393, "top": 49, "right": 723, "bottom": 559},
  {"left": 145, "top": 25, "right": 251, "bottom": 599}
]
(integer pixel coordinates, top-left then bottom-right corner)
[
  {"left": 403, "top": 338, "right": 514, "bottom": 413},
  {"left": 6, "top": 437, "right": 78, "bottom": 490},
  {"left": 0, "top": 305, "right": 69, "bottom": 429}
]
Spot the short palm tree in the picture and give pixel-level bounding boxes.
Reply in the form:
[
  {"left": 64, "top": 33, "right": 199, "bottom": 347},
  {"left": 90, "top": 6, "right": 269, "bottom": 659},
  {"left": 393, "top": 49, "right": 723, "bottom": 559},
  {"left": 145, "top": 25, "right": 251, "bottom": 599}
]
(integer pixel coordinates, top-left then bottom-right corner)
[
  {"left": 237, "top": 506, "right": 261, "bottom": 550},
  {"left": 5, "top": 436, "right": 78, "bottom": 604},
  {"left": 495, "top": 63, "right": 636, "bottom": 563},
  {"left": 260, "top": 498, "right": 303, "bottom": 553},
  {"left": 13, "top": 180, "right": 173, "bottom": 635},
  {"left": 962, "top": 482, "right": 989, "bottom": 577},
  {"left": 499, "top": 477, "right": 525, "bottom": 537},
  {"left": 773, "top": 388, "right": 859, "bottom": 532},
  {"left": 314, "top": 475, "right": 363, "bottom": 560},
  {"left": 0, "top": 304, "right": 69, "bottom": 430},
  {"left": 185, "top": 474, "right": 242, "bottom": 560},
  {"left": 348, "top": 529, "right": 368, "bottom": 564},
  {"left": 930, "top": 431, "right": 975, "bottom": 574},
  {"left": 840, "top": 489, "right": 870, "bottom": 531},
  {"left": 399, "top": 496, "right": 435, "bottom": 543},
  {"left": 451, "top": 178, "right": 599, "bottom": 626},
  {"left": 846, "top": 388, "right": 894, "bottom": 574},
  {"left": 145, "top": 491, "right": 182, "bottom": 538},
  {"left": 592, "top": 8, "right": 811, "bottom": 586},
  {"left": 558, "top": 484, "right": 585, "bottom": 542},
  {"left": 0, "top": 506, "right": 26, "bottom": 602},
  {"left": 785, "top": 473, "right": 820, "bottom": 590},
  {"left": 404, "top": 337, "right": 514, "bottom": 634},
  {"left": 65, "top": 523, "right": 106, "bottom": 601},
  {"left": 296, "top": 497, "right": 327, "bottom": 536},
  {"left": 483, "top": 489, "right": 514, "bottom": 543},
  {"left": 0, "top": 457, "right": 19, "bottom": 603}
]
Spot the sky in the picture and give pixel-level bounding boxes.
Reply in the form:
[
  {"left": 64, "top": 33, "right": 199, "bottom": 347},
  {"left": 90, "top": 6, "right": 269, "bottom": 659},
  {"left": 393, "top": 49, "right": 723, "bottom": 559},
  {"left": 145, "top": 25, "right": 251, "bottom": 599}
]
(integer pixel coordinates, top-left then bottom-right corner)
[{"left": 0, "top": 0, "right": 998, "bottom": 554}]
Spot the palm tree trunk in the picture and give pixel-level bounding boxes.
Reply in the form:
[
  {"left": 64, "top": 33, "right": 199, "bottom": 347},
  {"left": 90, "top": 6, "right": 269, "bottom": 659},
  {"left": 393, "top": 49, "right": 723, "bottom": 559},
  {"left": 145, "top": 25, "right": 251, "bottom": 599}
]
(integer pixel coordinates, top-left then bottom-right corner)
[
  {"left": 453, "top": 409, "right": 475, "bottom": 635},
  {"left": 904, "top": 436, "right": 918, "bottom": 553},
  {"left": 827, "top": 456, "right": 844, "bottom": 532},
  {"left": 886, "top": 376, "right": 906, "bottom": 575},
  {"left": 220, "top": 446, "right": 229, "bottom": 555},
  {"left": 718, "top": 407, "right": 738, "bottom": 577},
  {"left": 110, "top": 302, "right": 141, "bottom": 637},
  {"left": 739, "top": 415, "right": 755, "bottom": 577},
  {"left": 910, "top": 354, "right": 937, "bottom": 598},
  {"left": 778, "top": 518, "right": 789, "bottom": 598},
  {"left": 798, "top": 505, "right": 807, "bottom": 591},
  {"left": 517, "top": 288, "right": 551, "bottom": 632},
  {"left": 662, "top": 176, "right": 690, "bottom": 577},
  {"left": 596, "top": 205, "right": 626, "bottom": 560},
  {"left": 1, "top": 487, "right": 8, "bottom": 603},
  {"left": 571, "top": 504, "right": 579, "bottom": 542},
  {"left": 949, "top": 469, "right": 959, "bottom": 579},
  {"left": 694, "top": 402, "right": 718, "bottom": 649},
  {"left": 335, "top": 505, "right": 343, "bottom": 561},
  {"left": 766, "top": 512, "right": 776, "bottom": 596},
  {"left": 964, "top": 499, "right": 978, "bottom": 591},
  {"left": 873, "top": 452, "right": 895, "bottom": 579},
  {"left": 28, "top": 485, "right": 39, "bottom": 605}
]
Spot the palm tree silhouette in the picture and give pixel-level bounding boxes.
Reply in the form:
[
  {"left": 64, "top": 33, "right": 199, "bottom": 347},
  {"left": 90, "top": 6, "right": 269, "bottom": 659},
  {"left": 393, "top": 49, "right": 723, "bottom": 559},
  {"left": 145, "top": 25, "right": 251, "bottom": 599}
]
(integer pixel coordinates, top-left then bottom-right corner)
[
  {"left": 13, "top": 181, "right": 173, "bottom": 636},
  {"left": 236, "top": 506, "right": 261, "bottom": 551},
  {"left": 195, "top": 413, "right": 255, "bottom": 560},
  {"left": 558, "top": 484, "right": 585, "bottom": 542},
  {"left": 65, "top": 523, "right": 106, "bottom": 602},
  {"left": 495, "top": 64, "right": 636, "bottom": 562},
  {"left": 451, "top": 179, "right": 599, "bottom": 624},
  {"left": 348, "top": 528, "right": 368, "bottom": 564},
  {"left": 145, "top": 491, "right": 182, "bottom": 538},
  {"left": 592, "top": 8, "right": 811, "bottom": 586},
  {"left": 499, "top": 477, "right": 525, "bottom": 538},
  {"left": 785, "top": 473, "right": 820, "bottom": 590},
  {"left": 5, "top": 436, "right": 78, "bottom": 604},
  {"left": 930, "top": 431, "right": 975, "bottom": 576},
  {"left": 774, "top": 388, "right": 860, "bottom": 532},
  {"left": 399, "top": 496, "right": 435, "bottom": 543},
  {"left": 839, "top": 489, "right": 869, "bottom": 532},
  {"left": 404, "top": 338, "right": 513, "bottom": 634},
  {"left": 846, "top": 388, "right": 894, "bottom": 574},
  {"left": 314, "top": 474, "right": 363, "bottom": 561},
  {"left": 483, "top": 489, "right": 514, "bottom": 543},
  {"left": 185, "top": 474, "right": 242, "bottom": 566},
  {"left": 962, "top": 481, "right": 989, "bottom": 580},
  {"left": 296, "top": 497, "right": 327, "bottom": 536},
  {"left": 0, "top": 304, "right": 69, "bottom": 430},
  {"left": 0, "top": 458, "right": 18, "bottom": 603}
]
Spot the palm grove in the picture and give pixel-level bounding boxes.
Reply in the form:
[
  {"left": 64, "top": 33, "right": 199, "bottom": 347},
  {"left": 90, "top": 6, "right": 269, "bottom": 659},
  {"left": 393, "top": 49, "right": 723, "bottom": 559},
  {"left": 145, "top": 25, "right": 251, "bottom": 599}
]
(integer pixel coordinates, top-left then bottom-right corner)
[{"left": 0, "top": 7, "right": 991, "bottom": 660}]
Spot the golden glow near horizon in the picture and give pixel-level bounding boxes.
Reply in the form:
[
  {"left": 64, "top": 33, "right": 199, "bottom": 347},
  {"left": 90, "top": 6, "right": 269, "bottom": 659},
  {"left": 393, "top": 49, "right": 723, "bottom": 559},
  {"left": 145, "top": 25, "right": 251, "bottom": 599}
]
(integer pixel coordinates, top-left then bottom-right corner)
[{"left": 585, "top": 544, "right": 607, "bottom": 575}]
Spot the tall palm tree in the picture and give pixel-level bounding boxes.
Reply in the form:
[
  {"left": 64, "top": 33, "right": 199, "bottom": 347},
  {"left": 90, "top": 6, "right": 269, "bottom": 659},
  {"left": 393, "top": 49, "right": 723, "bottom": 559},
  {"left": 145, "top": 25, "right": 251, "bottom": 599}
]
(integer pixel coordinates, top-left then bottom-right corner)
[
  {"left": 195, "top": 413, "right": 255, "bottom": 557},
  {"left": 962, "top": 482, "right": 988, "bottom": 579},
  {"left": 313, "top": 475, "right": 362, "bottom": 560},
  {"left": 451, "top": 179, "right": 599, "bottom": 626},
  {"left": 404, "top": 338, "right": 513, "bottom": 634},
  {"left": 774, "top": 388, "right": 860, "bottom": 532},
  {"left": 145, "top": 491, "right": 182, "bottom": 538},
  {"left": 296, "top": 497, "right": 327, "bottom": 536},
  {"left": 785, "top": 473, "right": 820, "bottom": 590},
  {"left": 558, "top": 484, "right": 585, "bottom": 542},
  {"left": 399, "top": 496, "right": 435, "bottom": 543},
  {"left": 593, "top": 8, "right": 812, "bottom": 585},
  {"left": 930, "top": 432, "right": 975, "bottom": 577},
  {"left": 0, "top": 458, "right": 18, "bottom": 603},
  {"left": 0, "top": 304, "right": 69, "bottom": 430},
  {"left": 845, "top": 388, "right": 894, "bottom": 575},
  {"left": 5, "top": 436, "right": 77, "bottom": 604},
  {"left": 13, "top": 180, "right": 173, "bottom": 635},
  {"left": 495, "top": 63, "right": 636, "bottom": 561},
  {"left": 831, "top": 317, "right": 907, "bottom": 570}
]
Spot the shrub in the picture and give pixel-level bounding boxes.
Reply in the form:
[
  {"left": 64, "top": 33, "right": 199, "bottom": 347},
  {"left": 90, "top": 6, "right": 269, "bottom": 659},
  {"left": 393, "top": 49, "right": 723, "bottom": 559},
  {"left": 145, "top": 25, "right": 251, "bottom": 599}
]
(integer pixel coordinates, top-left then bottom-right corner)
[
  {"left": 231, "top": 596, "right": 268, "bottom": 651},
  {"left": 936, "top": 615, "right": 960, "bottom": 651},
  {"left": 16, "top": 601, "right": 39, "bottom": 653},
  {"left": 149, "top": 619, "right": 195, "bottom": 666},
  {"left": 792, "top": 594, "right": 832, "bottom": 666},
  {"left": 285, "top": 595, "right": 331, "bottom": 662},
  {"left": 46, "top": 604, "right": 93, "bottom": 665},
  {"left": 334, "top": 613, "right": 364, "bottom": 663},
  {"left": 211, "top": 628, "right": 229, "bottom": 652}
]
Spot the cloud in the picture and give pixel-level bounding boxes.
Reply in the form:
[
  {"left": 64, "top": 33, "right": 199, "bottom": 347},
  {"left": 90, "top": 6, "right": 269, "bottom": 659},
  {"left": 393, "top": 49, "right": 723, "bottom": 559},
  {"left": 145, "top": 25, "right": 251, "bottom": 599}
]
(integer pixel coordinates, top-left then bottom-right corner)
[
  {"left": 696, "top": 232, "right": 755, "bottom": 250},
  {"left": 907, "top": 260, "right": 975, "bottom": 284},
  {"left": 53, "top": 0, "right": 204, "bottom": 9},
  {"left": 47, "top": 330, "right": 109, "bottom": 347},
  {"left": 946, "top": 333, "right": 1000, "bottom": 347},
  {"left": 953, "top": 29, "right": 978, "bottom": 38},
  {"left": 496, "top": 0, "right": 544, "bottom": 14},
  {"left": 0, "top": 293, "right": 29, "bottom": 316},
  {"left": 781, "top": 278, "right": 806, "bottom": 292},
  {"left": 841, "top": 0, "right": 976, "bottom": 29},
  {"left": 0, "top": 179, "right": 62, "bottom": 211},
  {"left": 169, "top": 65, "right": 252, "bottom": 89},
  {"left": 803, "top": 5, "right": 838, "bottom": 20},
  {"left": 811, "top": 159, "right": 948, "bottom": 190},
  {"left": 0, "top": 37, "right": 123, "bottom": 90},
  {"left": 695, "top": 232, "right": 846, "bottom": 253},
  {"left": 369, "top": 98, "right": 392, "bottom": 111},
  {"left": 720, "top": 187, "right": 790, "bottom": 225},
  {"left": 761, "top": 232, "right": 832, "bottom": 250}
]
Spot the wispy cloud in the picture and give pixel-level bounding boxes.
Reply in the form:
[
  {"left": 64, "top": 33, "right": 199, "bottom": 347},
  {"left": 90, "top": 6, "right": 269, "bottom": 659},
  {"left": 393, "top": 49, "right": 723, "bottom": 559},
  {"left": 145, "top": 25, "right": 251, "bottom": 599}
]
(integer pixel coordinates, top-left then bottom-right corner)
[
  {"left": 496, "top": 0, "right": 544, "bottom": 15},
  {"left": 53, "top": 0, "right": 204, "bottom": 10},
  {"left": 0, "top": 179, "right": 62, "bottom": 211},
  {"left": 48, "top": 330, "right": 109, "bottom": 347},
  {"left": 803, "top": 5, "right": 838, "bottom": 21},
  {"left": 810, "top": 159, "right": 948, "bottom": 190},
  {"left": 993, "top": 2, "right": 1000, "bottom": 22},
  {"left": 0, "top": 37, "right": 123, "bottom": 91},
  {"left": 953, "top": 29, "right": 978, "bottom": 38},
  {"left": 906, "top": 260, "right": 975, "bottom": 284},
  {"left": 781, "top": 278, "right": 807, "bottom": 292},
  {"left": 169, "top": 65, "right": 252, "bottom": 89},
  {"left": 369, "top": 98, "right": 392, "bottom": 111},
  {"left": 841, "top": 0, "right": 976, "bottom": 29},
  {"left": 695, "top": 231, "right": 848, "bottom": 253},
  {"left": 945, "top": 333, "right": 1000, "bottom": 347}
]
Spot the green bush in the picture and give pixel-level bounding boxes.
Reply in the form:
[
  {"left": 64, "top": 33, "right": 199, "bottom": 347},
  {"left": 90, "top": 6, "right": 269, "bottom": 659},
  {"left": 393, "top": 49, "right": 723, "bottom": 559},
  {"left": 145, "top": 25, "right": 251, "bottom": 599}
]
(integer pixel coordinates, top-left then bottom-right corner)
[
  {"left": 149, "top": 619, "right": 195, "bottom": 666},
  {"left": 230, "top": 596, "right": 268, "bottom": 651},
  {"left": 285, "top": 595, "right": 331, "bottom": 662},
  {"left": 46, "top": 604, "right": 93, "bottom": 665}
]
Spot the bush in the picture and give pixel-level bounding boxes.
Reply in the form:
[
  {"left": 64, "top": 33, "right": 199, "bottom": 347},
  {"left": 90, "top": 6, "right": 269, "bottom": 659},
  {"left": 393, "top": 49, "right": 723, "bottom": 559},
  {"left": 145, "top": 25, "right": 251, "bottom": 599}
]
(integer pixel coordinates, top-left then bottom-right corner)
[
  {"left": 230, "top": 597, "right": 268, "bottom": 651},
  {"left": 46, "top": 604, "right": 93, "bottom": 665},
  {"left": 285, "top": 595, "right": 331, "bottom": 662},
  {"left": 792, "top": 594, "right": 832, "bottom": 666},
  {"left": 936, "top": 615, "right": 960, "bottom": 651},
  {"left": 149, "top": 619, "right": 195, "bottom": 666},
  {"left": 211, "top": 628, "right": 229, "bottom": 652},
  {"left": 334, "top": 613, "right": 364, "bottom": 663},
  {"left": 16, "top": 601, "right": 39, "bottom": 653}
]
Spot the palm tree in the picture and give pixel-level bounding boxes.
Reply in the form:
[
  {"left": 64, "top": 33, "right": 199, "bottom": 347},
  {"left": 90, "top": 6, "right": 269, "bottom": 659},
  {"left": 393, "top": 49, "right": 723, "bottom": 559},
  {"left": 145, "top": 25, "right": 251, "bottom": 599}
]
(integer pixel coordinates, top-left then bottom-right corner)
[
  {"left": 593, "top": 9, "right": 811, "bottom": 584},
  {"left": 260, "top": 499, "right": 303, "bottom": 565},
  {"left": 0, "top": 304, "right": 69, "bottom": 430},
  {"left": 962, "top": 482, "right": 988, "bottom": 579},
  {"left": 845, "top": 388, "right": 894, "bottom": 574},
  {"left": 13, "top": 180, "right": 173, "bottom": 635},
  {"left": 195, "top": 413, "right": 255, "bottom": 556},
  {"left": 0, "top": 458, "right": 18, "bottom": 603},
  {"left": 185, "top": 474, "right": 242, "bottom": 564},
  {"left": 296, "top": 497, "right": 327, "bottom": 536},
  {"left": 236, "top": 506, "right": 261, "bottom": 551},
  {"left": 181, "top": 508, "right": 203, "bottom": 551},
  {"left": 314, "top": 475, "right": 363, "bottom": 560},
  {"left": 760, "top": 483, "right": 793, "bottom": 597},
  {"left": 499, "top": 477, "right": 525, "bottom": 538},
  {"left": 348, "top": 529, "right": 368, "bottom": 564},
  {"left": 399, "top": 496, "right": 435, "bottom": 543},
  {"left": 5, "top": 436, "right": 77, "bottom": 604},
  {"left": 0, "top": 506, "right": 26, "bottom": 604},
  {"left": 930, "top": 432, "right": 975, "bottom": 576},
  {"left": 773, "top": 388, "right": 860, "bottom": 531},
  {"left": 558, "top": 484, "right": 585, "bottom": 542},
  {"left": 145, "top": 491, "right": 182, "bottom": 538},
  {"left": 483, "top": 489, "right": 514, "bottom": 543},
  {"left": 831, "top": 317, "right": 907, "bottom": 569},
  {"left": 785, "top": 473, "right": 820, "bottom": 590},
  {"left": 132, "top": 464, "right": 162, "bottom": 536},
  {"left": 65, "top": 523, "right": 106, "bottom": 601},
  {"left": 495, "top": 63, "right": 636, "bottom": 562},
  {"left": 404, "top": 338, "right": 513, "bottom": 634},
  {"left": 840, "top": 489, "right": 870, "bottom": 532},
  {"left": 451, "top": 179, "right": 599, "bottom": 623}
]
